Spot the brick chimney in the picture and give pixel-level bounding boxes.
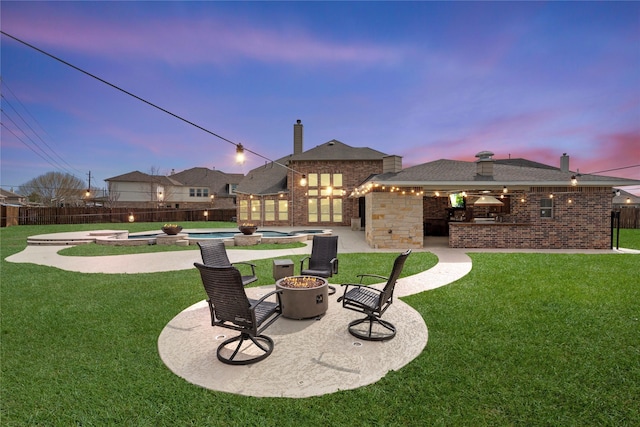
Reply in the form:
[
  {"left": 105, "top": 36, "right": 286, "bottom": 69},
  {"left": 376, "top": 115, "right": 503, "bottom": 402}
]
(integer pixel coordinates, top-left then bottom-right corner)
[
  {"left": 475, "top": 151, "right": 495, "bottom": 177},
  {"left": 293, "top": 119, "right": 303, "bottom": 155},
  {"left": 560, "top": 153, "right": 570, "bottom": 172},
  {"left": 383, "top": 155, "right": 402, "bottom": 173}
]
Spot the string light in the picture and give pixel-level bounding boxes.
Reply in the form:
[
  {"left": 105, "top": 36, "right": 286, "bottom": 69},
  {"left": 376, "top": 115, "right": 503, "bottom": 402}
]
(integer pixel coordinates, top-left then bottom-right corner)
[{"left": 236, "top": 144, "right": 245, "bottom": 164}]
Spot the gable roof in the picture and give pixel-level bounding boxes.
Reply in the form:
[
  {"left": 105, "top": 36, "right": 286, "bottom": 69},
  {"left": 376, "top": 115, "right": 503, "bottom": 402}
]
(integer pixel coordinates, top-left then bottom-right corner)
[
  {"left": 289, "top": 139, "right": 387, "bottom": 161},
  {"left": 105, "top": 170, "right": 181, "bottom": 186}
]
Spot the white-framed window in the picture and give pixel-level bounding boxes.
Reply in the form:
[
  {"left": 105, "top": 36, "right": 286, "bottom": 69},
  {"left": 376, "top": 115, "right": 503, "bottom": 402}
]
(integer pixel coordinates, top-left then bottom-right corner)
[
  {"left": 278, "top": 200, "right": 288, "bottom": 221},
  {"left": 251, "top": 199, "right": 261, "bottom": 221},
  {"left": 540, "top": 198, "right": 553, "bottom": 218},
  {"left": 265, "top": 200, "right": 275, "bottom": 221},
  {"left": 333, "top": 198, "right": 342, "bottom": 222},
  {"left": 306, "top": 173, "right": 343, "bottom": 223},
  {"left": 189, "top": 188, "right": 209, "bottom": 198},
  {"left": 239, "top": 200, "right": 249, "bottom": 221},
  {"left": 308, "top": 199, "right": 318, "bottom": 222}
]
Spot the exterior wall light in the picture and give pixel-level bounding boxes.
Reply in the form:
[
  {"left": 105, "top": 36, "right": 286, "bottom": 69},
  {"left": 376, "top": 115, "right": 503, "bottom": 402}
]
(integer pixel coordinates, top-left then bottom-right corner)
[
  {"left": 300, "top": 174, "right": 307, "bottom": 186},
  {"left": 571, "top": 175, "right": 578, "bottom": 186}
]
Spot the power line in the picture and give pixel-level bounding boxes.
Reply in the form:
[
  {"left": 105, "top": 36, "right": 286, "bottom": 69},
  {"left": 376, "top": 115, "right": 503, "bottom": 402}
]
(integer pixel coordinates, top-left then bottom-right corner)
[
  {"left": 1, "top": 79, "right": 85, "bottom": 176},
  {"left": 582, "top": 164, "right": 639, "bottom": 175},
  {"left": 0, "top": 122, "right": 73, "bottom": 174},
  {"left": 1, "top": 103, "right": 79, "bottom": 178},
  {"left": 0, "top": 31, "right": 277, "bottom": 164}
]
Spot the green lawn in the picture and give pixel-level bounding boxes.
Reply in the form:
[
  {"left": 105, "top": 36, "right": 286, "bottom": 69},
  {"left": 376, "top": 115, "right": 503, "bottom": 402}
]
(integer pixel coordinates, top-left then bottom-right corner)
[{"left": 1, "top": 223, "right": 639, "bottom": 426}]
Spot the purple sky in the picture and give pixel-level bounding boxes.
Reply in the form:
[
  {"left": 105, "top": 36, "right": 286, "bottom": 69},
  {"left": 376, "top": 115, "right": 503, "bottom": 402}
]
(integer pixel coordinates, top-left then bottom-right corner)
[{"left": 2, "top": 1, "right": 639, "bottom": 194}]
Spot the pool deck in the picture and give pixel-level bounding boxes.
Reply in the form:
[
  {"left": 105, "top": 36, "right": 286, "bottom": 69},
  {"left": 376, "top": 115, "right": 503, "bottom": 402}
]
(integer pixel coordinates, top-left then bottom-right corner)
[{"left": 6, "top": 227, "right": 637, "bottom": 398}]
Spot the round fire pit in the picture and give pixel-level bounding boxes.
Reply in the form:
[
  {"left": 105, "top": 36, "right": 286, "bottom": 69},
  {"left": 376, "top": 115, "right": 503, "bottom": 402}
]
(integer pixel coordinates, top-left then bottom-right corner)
[
  {"left": 275, "top": 276, "right": 328, "bottom": 319},
  {"left": 161, "top": 225, "right": 183, "bottom": 235}
]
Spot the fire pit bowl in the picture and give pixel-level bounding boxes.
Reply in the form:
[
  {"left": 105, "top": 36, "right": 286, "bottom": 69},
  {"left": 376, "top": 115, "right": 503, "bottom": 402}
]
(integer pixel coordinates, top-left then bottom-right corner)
[
  {"left": 161, "top": 225, "right": 183, "bottom": 235},
  {"left": 275, "top": 276, "right": 328, "bottom": 319}
]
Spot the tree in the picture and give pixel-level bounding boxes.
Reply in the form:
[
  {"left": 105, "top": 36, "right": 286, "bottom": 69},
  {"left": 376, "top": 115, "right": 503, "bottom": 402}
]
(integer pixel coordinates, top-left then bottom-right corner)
[{"left": 19, "top": 172, "right": 86, "bottom": 207}]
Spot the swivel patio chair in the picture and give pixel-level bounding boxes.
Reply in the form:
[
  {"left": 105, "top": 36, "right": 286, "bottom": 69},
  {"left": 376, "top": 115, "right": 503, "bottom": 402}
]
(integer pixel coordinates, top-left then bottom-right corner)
[
  {"left": 198, "top": 241, "right": 258, "bottom": 286},
  {"left": 300, "top": 235, "right": 339, "bottom": 295},
  {"left": 337, "top": 249, "right": 411, "bottom": 341},
  {"left": 194, "top": 262, "right": 283, "bottom": 365}
]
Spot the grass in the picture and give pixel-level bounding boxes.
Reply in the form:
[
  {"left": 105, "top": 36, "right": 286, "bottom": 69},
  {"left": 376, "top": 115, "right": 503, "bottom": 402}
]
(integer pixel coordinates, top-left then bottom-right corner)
[
  {"left": 615, "top": 227, "right": 640, "bottom": 249},
  {"left": 1, "top": 223, "right": 639, "bottom": 426}
]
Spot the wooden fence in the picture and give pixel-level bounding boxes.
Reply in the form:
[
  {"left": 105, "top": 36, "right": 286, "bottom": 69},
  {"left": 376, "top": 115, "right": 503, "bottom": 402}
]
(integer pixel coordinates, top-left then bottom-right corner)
[
  {"left": 2, "top": 207, "right": 237, "bottom": 226},
  {"left": 617, "top": 207, "right": 639, "bottom": 229},
  {"left": 2, "top": 205, "right": 639, "bottom": 228}
]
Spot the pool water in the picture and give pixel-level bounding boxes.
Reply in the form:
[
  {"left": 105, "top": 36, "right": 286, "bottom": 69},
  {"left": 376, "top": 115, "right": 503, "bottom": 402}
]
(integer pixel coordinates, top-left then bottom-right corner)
[{"left": 128, "top": 230, "right": 323, "bottom": 240}]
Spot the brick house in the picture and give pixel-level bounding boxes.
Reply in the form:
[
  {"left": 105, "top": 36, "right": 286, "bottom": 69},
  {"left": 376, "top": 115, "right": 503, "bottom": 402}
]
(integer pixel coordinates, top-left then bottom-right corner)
[
  {"left": 105, "top": 168, "right": 242, "bottom": 209},
  {"left": 234, "top": 120, "right": 396, "bottom": 227},
  {"left": 355, "top": 151, "right": 640, "bottom": 250}
]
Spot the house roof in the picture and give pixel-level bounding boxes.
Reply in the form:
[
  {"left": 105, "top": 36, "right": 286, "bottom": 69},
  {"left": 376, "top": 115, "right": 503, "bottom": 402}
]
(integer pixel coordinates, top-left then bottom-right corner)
[
  {"left": 169, "top": 167, "right": 243, "bottom": 196},
  {"left": 613, "top": 189, "right": 640, "bottom": 205},
  {"left": 289, "top": 139, "right": 387, "bottom": 161},
  {"left": 105, "top": 168, "right": 242, "bottom": 195},
  {"left": 235, "top": 158, "right": 290, "bottom": 195},
  {"left": 105, "top": 170, "right": 181, "bottom": 186},
  {"left": 363, "top": 158, "right": 640, "bottom": 190},
  {"left": 236, "top": 140, "right": 389, "bottom": 195},
  {"left": 0, "top": 188, "right": 24, "bottom": 198}
]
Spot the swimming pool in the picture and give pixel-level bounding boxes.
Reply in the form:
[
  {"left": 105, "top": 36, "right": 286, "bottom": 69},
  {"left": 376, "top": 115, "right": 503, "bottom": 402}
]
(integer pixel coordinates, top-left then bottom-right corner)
[
  {"left": 186, "top": 230, "right": 323, "bottom": 239},
  {"left": 109, "top": 228, "right": 331, "bottom": 246}
]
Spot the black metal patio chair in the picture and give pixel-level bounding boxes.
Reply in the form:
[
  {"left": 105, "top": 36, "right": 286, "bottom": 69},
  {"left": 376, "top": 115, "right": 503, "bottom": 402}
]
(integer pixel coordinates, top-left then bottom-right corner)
[
  {"left": 337, "top": 249, "right": 411, "bottom": 341},
  {"left": 197, "top": 241, "right": 258, "bottom": 286},
  {"left": 300, "top": 235, "right": 339, "bottom": 295},
  {"left": 194, "top": 263, "right": 282, "bottom": 365}
]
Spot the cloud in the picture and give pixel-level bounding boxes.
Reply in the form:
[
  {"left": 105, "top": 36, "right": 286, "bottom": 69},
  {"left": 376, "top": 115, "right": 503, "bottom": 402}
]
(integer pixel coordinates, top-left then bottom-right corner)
[{"left": 3, "top": 5, "right": 403, "bottom": 67}]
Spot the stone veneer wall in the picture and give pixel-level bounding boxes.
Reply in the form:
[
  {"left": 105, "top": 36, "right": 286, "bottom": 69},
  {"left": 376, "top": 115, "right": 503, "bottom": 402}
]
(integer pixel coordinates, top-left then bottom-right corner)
[
  {"left": 365, "top": 192, "right": 423, "bottom": 249},
  {"left": 449, "top": 187, "right": 612, "bottom": 249}
]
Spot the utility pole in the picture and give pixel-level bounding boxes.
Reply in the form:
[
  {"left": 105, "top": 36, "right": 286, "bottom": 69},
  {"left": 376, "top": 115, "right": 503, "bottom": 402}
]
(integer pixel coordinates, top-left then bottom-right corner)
[{"left": 85, "top": 171, "right": 92, "bottom": 198}]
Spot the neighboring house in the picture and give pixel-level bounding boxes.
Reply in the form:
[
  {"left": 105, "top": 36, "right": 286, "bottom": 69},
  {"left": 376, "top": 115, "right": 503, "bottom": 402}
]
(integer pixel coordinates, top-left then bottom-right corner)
[
  {"left": 0, "top": 188, "right": 27, "bottom": 205},
  {"left": 613, "top": 189, "right": 640, "bottom": 209},
  {"left": 355, "top": 151, "right": 640, "bottom": 250},
  {"left": 0, "top": 188, "right": 26, "bottom": 227},
  {"left": 235, "top": 120, "right": 393, "bottom": 227},
  {"left": 105, "top": 168, "right": 242, "bottom": 209}
]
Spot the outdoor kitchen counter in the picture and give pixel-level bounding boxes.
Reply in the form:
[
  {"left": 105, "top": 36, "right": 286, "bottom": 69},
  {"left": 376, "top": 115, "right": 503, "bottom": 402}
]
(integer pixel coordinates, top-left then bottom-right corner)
[
  {"left": 449, "top": 222, "right": 530, "bottom": 226},
  {"left": 449, "top": 221, "right": 533, "bottom": 249}
]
